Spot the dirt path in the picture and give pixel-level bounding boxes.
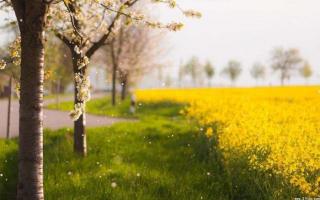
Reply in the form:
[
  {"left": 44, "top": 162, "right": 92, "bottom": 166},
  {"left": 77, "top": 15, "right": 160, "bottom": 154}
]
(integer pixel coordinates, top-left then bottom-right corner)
[{"left": 0, "top": 93, "right": 132, "bottom": 138}]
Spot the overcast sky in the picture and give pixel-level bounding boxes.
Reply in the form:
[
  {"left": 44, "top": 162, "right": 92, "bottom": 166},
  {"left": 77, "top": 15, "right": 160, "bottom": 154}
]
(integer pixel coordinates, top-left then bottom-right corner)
[
  {"left": 1, "top": 0, "right": 320, "bottom": 87},
  {"left": 150, "top": 0, "right": 320, "bottom": 86}
]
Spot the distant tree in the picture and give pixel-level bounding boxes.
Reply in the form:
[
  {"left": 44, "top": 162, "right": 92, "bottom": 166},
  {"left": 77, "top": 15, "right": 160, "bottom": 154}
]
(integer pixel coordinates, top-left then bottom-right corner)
[
  {"left": 0, "top": 23, "right": 20, "bottom": 98},
  {"left": 204, "top": 61, "right": 214, "bottom": 86},
  {"left": 102, "top": 24, "right": 163, "bottom": 104},
  {"left": 157, "top": 65, "right": 163, "bottom": 86},
  {"left": 178, "top": 61, "right": 184, "bottom": 87},
  {"left": 0, "top": 46, "right": 20, "bottom": 87},
  {"left": 271, "top": 47, "right": 303, "bottom": 85},
  {"left": 222, "top": 60, "right": 242, "bottom": 84},
  {"left": 250, "top": 62, "right": 266, "bottom": 85},
  {"left": 299, "top": 61, "right": 313, "bottom": 84},
  {"left": 165, "top": 75, "right": 173, "bottom": 87},
  {"left": 183, "top": 56, "right": 202, "bottom": 86}
]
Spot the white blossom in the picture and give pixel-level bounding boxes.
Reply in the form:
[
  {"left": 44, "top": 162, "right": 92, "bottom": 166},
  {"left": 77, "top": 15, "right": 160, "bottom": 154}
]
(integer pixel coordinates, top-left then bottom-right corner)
[
  {"left": 69, "top": 103, "right": 84, "bottom": 121},
  {"left": 74, "top": 45, "right": 82, "bottom": 55},
  {"left": 0, "top": 60, "right": 6, "bottom": 70},
  {"left": 77, "top": 56, "right": 90, "bottom": 69}
]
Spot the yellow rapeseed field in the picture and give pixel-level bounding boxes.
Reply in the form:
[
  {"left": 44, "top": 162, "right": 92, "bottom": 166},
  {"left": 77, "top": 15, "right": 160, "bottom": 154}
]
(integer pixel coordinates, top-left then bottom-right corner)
[{"left": 135, "top": 87, "right": 320, "bottom": 197}]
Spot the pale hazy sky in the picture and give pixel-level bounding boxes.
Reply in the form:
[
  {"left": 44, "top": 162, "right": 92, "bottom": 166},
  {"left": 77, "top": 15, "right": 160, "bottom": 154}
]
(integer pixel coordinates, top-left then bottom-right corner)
[
  {"left": 1, "top": 0, "right": 320, "bottom": 87},
  {"left": 153, "top": 0, "right": 320, "bottom": 86}
]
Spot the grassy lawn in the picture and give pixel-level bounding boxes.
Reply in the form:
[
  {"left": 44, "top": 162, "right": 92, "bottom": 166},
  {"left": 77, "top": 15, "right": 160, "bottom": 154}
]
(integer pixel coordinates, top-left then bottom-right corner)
[
  {"left": 1, "top": 98, "right": 229, "bottom": 200},
  {"left": 46, "top": 97, "right": 186, "bottom": 119},
  {"left": 0, "top": 97, "right": 298, "bottom": 199},
  {"left": 46, "top": 97, "right": 134, "bottom": 118}
]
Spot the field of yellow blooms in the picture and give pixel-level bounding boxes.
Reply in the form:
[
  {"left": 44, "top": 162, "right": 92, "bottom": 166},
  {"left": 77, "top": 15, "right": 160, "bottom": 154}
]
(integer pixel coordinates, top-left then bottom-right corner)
[{"left": 135, "top": 87, "right": 320, "bottom": 197}]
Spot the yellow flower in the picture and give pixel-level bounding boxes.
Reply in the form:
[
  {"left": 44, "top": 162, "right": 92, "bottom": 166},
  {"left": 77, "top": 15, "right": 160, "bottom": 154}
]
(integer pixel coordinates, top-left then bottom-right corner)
[
  {"left": 135, "top": 86, "right": 320, "bottom": 196},
  {"left": 205, "top": 127, "right": 213, "bottom": 138}
]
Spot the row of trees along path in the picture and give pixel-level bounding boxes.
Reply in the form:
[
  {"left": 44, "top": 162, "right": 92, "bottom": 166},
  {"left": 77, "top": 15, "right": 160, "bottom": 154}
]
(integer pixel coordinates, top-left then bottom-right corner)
[{"left": 0, "top": 0, "right": 201, "bottom": 199}]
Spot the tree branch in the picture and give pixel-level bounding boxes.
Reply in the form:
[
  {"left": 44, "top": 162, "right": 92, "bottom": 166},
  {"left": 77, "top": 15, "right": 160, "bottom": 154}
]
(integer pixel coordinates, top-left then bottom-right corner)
[
  {"left": 85, "top": 0, "right": 140, "bottom": 58},
  {"left": 55, "top": 31, "right": 73, "bottom": 48}
]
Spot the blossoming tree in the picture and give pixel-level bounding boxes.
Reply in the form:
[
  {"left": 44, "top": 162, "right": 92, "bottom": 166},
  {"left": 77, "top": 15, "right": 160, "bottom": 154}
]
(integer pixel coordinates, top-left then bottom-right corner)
[
  {"left": 101, "top": 24, "right": 164, "bottom": 104},
  {"left": 0, "top": 1, "right": 200, "bottom": 198},
  {"left": 49, "top": 0, "right": 201, "bottom": 156}
]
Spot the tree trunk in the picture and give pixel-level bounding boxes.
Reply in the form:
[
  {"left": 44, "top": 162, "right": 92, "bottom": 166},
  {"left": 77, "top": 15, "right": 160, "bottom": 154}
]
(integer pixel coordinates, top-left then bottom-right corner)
[
  {"left": 121, "top": 80, "right": 127, "bottom": 101},
  {"left": 280, "top": 73, "right": 285, "bottom": 86},
  {"left": 72, "top": 56, "right": 87, "bottom": 156},
  {"left": 13, "top": 1, "right": 49, "bottom": 199},
  {"left": 111, "top": 63, "right": 117, "bottom": 106},
  {"left": 6, "top": 76, "right": 12, "bottom": 139},
  {"left": 55, "top": 79, "right": 60, "bottom": 109}
]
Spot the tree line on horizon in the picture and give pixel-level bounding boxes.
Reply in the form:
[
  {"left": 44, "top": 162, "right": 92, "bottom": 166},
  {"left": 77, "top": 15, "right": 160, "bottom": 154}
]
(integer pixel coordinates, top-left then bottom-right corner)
[{"left": 175, "top": 47, "right": 313, "bottom": 87}]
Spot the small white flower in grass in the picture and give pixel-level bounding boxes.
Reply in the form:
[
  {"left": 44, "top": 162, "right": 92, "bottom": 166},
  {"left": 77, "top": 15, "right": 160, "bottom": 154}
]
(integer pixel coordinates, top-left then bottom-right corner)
[
  {"left": 207, "top": 172, "right": 211, "bottom": 176},
  {"left": 0, "top": 173, "right": 3, "bottom": 177},
  {"left": 111, "top": 182, "right": 117, "bottom": 188},
  {"left": 67, "top": 171, "right": 72, "bottom": 176},
  {"left": 136, "top": 173, "right": 140, "bottom": 177}
]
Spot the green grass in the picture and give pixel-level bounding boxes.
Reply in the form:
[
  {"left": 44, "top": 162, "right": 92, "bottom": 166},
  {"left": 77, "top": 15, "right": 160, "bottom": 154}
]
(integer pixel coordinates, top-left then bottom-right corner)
[
  {"left": 44, "top": 93, "right": 73, "bottom": 100},
  {"left": 46, "top": 97, "right": 186, "bottom": 119},
  {"left": 1, "top": 97, "right": 301, "bottom": 199},
  {"left": 0, "top": 139, "right": 18, "bottom": 200},
  {"left": 47, "top": 97, "right": 134, "bottom": 118},
  {"left": 0, "top": 119, "right": 229, "bottom": 199}
]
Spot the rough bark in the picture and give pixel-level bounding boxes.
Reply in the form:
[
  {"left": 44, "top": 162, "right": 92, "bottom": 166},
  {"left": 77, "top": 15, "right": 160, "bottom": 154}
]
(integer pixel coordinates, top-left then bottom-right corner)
[
  {"left": 12, "top": 1, "right": 49, "bottom": 199},
  {"left": 72, "top": 54, "right": 87, "bottom": 156}
]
